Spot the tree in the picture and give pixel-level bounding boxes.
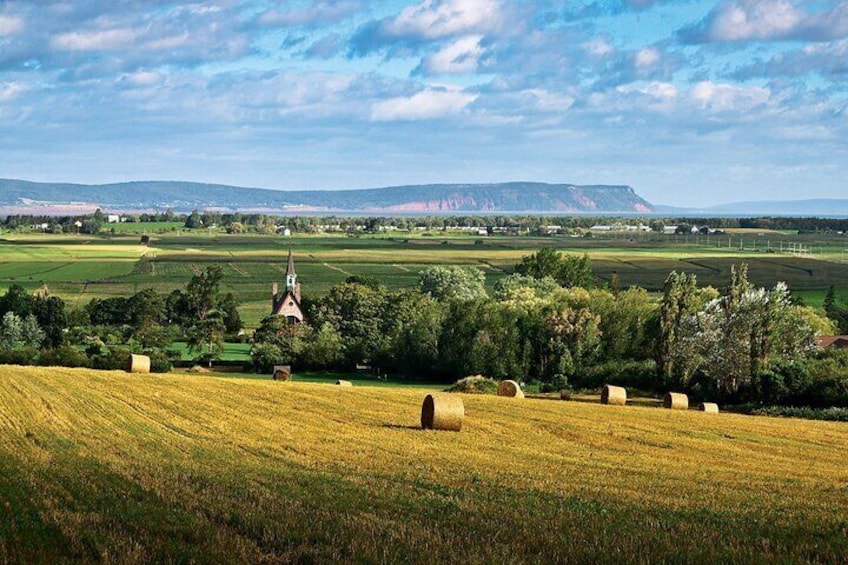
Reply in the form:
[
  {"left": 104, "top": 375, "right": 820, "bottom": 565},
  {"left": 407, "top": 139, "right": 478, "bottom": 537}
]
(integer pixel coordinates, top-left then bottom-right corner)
[
  {"left": 657, "top": 271, "right": 701, "bottom": 383},
  {"left": 186, "top": 310, "right": 225, "bottom": 366},
  {"left": 669, "top": 266, "right": 819, "bottom": 398},
  {"left": 185, "top": 265, "right": 224, "bottom": 322},
  {"left": 312, "top": 282, "right": 390, "bottom": 367},
  {"left": 0, "top": 312, "right": 44, "bottom": 351},
  {"left": 514, "top": 249, "right": 594, "bottom": 288},
  {"left": 418, "top": 266, "right": 487, "bottom": 302},
  {"left": 383, "top": 291, "right": 446, "bottom": 375},
  {"left": 185, "top": 210, "right": 203, "bottom": 229}
]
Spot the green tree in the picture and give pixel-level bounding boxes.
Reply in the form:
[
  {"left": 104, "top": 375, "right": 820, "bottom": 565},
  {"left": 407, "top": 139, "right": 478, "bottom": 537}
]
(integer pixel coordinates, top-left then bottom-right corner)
[
  {"left": 312, "top": 282, "right": 390, "bottom": 368},
  {"left": 185, "top": 210, "right": 203, "bottom": 229},
  {"left": 657, "top": 271, "right": 701, "bottom": 383},
  {"left": 418, "top": 266, "right": 487, "bottom": 302},
  {"left": 187, "top": 310, "right": 225, "bottom": 366},
  {"left": 185, "top": 265, "right": 224, "bottom": 322},
  {"left": 514, "top": 249, "right": 594, "bottom": 288}
]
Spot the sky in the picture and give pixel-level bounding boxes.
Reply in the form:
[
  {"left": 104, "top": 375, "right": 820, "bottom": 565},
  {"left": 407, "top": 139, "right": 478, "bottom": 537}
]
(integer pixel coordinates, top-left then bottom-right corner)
[{"left": 0, "top": 1, "right": 846, "bottom": 207}]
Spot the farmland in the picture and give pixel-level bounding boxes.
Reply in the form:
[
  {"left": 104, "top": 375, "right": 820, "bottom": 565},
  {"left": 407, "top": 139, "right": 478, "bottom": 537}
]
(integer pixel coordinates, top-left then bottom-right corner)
[
  {"left": 1, "top": 366, "right": 846, "bottom": 562},
  {"left": 1, "top": 229, "right": 847, "bottom": 326}
]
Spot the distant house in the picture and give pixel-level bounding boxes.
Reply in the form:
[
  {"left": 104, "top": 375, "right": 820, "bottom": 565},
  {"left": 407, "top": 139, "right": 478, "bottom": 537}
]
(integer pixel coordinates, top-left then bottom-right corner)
[
  {"left": 107, "top": 214, "right": 121, "bottom": 223},
  {"left": 817, "top": 336, "right": 848, "bottom": 349},
  {"left": 663, "top": 226, "right": 678, "bottom": 235}
]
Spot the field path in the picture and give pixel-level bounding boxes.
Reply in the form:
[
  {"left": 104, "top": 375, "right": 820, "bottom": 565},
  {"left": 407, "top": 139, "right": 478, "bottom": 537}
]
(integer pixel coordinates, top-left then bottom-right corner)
[{"left": 228, "top": 263, "right": 250, "bottom": 277}]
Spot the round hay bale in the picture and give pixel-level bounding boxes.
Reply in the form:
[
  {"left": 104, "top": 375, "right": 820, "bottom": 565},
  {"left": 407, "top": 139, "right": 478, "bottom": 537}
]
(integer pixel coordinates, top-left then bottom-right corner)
[
  {"left": 272, "top": 365, "right": 291, "bottom": 381},
  {"left": 699, "top": 402, "right": 719, "bottom": 414},
  {"left": 420, "top": 393, "right": 464, "bottom": 432},
  {"left": 600, "top": 385, "right": 627, "bottom": 406},
  {"left": 335, "top": 380, "right": 353, "bottom": 387},
  {"left": 664, "top": 392, "right": 689, "bottom": 410},
  {"left": 560, "top": 389, "right": 572, "bottom": 401},
  {"left": 497, "top": 380, "right": 524, "bottom": 398},
  {"left": 128, "top": 354, "right": 151, "bottom": 374}
]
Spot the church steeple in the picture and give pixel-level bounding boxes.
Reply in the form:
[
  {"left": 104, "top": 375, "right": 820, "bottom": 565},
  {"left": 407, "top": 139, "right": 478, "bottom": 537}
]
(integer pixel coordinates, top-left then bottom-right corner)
[{"left": 285, "top": 248, "right": 297, "bottom": 292}]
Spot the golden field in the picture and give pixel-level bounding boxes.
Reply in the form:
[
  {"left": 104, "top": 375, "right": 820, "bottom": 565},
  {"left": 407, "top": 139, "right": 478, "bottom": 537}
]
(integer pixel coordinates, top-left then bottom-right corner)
[{"left": 1, "top": 365, "right": 847, "bottom": 563}]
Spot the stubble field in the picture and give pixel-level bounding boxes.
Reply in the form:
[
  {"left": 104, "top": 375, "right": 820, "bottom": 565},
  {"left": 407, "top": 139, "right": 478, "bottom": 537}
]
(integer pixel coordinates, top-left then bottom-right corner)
[{"left": 0, "top": 366, "right": 846, "bottom": 562}]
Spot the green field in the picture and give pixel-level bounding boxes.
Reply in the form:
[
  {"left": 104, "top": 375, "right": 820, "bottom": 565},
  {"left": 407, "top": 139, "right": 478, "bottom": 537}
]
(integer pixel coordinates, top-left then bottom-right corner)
[
  {"left": 1, "top": 366, "right": 846, "bottom": 562},
  {"left": 2, "top": 231, "right": 847, "bottom": 326}
]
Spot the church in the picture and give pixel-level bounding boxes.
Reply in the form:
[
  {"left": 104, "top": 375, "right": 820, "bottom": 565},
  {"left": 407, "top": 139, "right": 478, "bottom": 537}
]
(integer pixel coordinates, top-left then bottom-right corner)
[{"left": 271, "top": 250, "right": 304, "bottom": 324}]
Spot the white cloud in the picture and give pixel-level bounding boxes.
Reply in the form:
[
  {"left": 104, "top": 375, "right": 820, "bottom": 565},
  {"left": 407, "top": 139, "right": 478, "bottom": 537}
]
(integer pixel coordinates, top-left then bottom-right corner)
[
  {"left": 0, "top": 15, "right": 24, "bottom": 36},
  {"left": 583, "top": 37, "right": 614, "bottom": 57},
  {"left": 0, "top": 82, "right": 27, "bottom": 103},
  {"left": 52, "top": 28, "right": 140, "bottom": 52},
  {"left": 419, "top": 35, "right": 484, "bottom": 74},
  {"left": 634, "top": 47, "right": 660, "bottom": 69},
  {"left": 687, "top": 0, "right": 848, "bottom": 43},
  {"left": 708, "top": 0, "right": 801, "bottom": 41},
  {"left": 689, "top": 81, "right": 770, "bottom": 111},
  {"left": 386, "top": 0, "right": 503, "bottom": 40},
  {"left": 370, "top": 88, "right": 477, "bottom": 121}
]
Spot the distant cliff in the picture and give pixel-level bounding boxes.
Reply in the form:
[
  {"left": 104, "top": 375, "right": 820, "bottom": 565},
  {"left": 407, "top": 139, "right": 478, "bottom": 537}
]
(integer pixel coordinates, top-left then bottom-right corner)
[{"left": 0, "top": 179, "right": 655, "bottom": 214}]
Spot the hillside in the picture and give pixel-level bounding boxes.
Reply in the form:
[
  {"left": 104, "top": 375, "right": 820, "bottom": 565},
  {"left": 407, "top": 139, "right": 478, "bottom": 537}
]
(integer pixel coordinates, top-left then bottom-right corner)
[
  {"left": 1, "top": 366, "right": 846, "bottom": 562},
  {"left": 0, "top": 178, "right": 654, "bottom": 213}
]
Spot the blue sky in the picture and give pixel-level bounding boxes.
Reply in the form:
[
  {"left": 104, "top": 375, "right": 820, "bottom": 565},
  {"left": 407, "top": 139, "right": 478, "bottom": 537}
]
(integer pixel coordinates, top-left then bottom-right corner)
[{"left": 0, "top": 0, "right": 846, "bottom": 207}]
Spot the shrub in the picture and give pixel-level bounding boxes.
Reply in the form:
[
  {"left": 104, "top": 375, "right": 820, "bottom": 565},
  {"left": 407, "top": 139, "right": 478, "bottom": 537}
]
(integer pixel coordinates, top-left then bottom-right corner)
[
  {"left": 444, "top": 375, "right": 498, "bottom": 394},
  {"left": 752, "top": 406, "right": 848, "bottom": 422},
  {"left": 147, "top": 349, "right": 177, "bottom": 373},
  {"left": 540, "top": 374, "right": 571, "bottom": 393},
  {"left": 90, "top": 347, "right": 131, "bottom": 371},
  {"left": 0, "top": 347, "right": 39, "bottom": 366},
  {"left": 39, "top": 345, "right": 89, "bottom": 368},
  {"left": 575, "top": 360, "right": 659, "bottom": 391}
]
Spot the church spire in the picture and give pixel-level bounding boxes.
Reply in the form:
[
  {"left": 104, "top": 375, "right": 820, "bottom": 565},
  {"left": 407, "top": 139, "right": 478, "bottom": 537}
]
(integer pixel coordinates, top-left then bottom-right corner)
[{"left": 285, "top": 249, "right": 297, "bottom": 293}]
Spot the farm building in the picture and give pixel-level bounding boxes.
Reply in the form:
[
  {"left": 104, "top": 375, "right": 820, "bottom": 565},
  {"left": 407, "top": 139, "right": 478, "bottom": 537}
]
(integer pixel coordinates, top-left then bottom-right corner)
[
  {"left": 817, "top": 335, "right": 848, "bottom": 349},
  {"left": 271, "top": 249, "right": 304, "bottom": 324}
]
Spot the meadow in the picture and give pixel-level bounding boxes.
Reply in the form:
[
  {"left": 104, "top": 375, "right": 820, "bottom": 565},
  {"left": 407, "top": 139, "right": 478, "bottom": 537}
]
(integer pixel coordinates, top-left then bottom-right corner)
[
  {"left": 1, "top": 229, "right": 847, "bottom": 326},
  {"left": 0, "top": 366, "right": 846, "bottom": 563}
]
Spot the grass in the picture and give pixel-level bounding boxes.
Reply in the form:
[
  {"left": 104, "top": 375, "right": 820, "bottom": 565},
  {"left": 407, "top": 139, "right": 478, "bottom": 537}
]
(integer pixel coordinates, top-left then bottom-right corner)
[
  {"left": 170, "top": 341, "right": 252, "bottom": 362},
  {"left": 1, "top": 365, "right": 847, "bottom": 562}
]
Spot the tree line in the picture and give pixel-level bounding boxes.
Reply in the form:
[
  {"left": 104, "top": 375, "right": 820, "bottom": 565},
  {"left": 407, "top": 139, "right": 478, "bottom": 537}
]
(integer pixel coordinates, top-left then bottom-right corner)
[
  {"left": 252, "top": 248, "right": 848, "bottom": 407},
  {"left": 0, "top": 266, "right": 242, "bottom": 371}
]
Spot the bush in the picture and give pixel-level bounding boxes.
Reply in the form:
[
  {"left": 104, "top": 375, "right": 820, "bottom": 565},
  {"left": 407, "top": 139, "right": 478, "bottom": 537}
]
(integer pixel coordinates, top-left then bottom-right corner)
[
  {"left": 540, "top": 374, "right": 571, "bottom": 393},
  {"left": 754, "top": 361, "right": 813, "bottom": 405},
  {"left": 0, "top": 347, "right": 39, "bottom": 366},
  {"left": 90, "top": 347, "right": 131, "bottom": 371},
  {"left": 751, "top": 406, "right": 848, "bottom": 422},
  {"left": 147, "top": 349, "right": 177, "bottom": 373},
  {"left": 39, "top": 345, "right": 89, "bottom": 368},
  {"left": 444, "top": 375, "right": 498, "bottom": 394},
  {"left": 575, "top": 360, "right": 659, "bottom": 391}
]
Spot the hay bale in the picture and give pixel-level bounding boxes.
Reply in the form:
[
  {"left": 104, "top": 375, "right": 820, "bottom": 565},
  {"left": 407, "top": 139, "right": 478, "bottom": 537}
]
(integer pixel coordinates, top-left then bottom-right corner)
[
  {"left": 664, "top": 392, "right": 689, "bottom": 410},
  {"left": 497, "top": 380, "right": 524, "bottom": 398},
  {"left": 335, "top": 380, "right": 353, "bottom": 387},
  {"left": 128, "top": 354, "right": 151, "bottom": 374},
  {"left": 699, "top": 402, "right": 719, "bottom": 414},
  {"left": 600, "top": 384, "right": 626, "bottom": 406},
  {"left": 420, "top": 393, "right": 464, "bottom": 432},
  {"left": 272, "top": 365, "right": 291, "bottom": 381},
  {"left": 560, "top": 389, "right": 572, "bottom": 401}
]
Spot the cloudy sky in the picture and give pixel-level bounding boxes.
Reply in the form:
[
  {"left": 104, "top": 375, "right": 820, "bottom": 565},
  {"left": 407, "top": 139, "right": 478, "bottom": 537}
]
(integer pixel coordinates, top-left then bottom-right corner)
[{"left": 1, "top": 0, "right": 846, "bottom": 206}]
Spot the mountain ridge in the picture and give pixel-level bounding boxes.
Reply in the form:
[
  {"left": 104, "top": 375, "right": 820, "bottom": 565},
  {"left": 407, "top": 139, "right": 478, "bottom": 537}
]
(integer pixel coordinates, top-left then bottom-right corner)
[{"left": 0, "top": 179, "right": 654, "bottom": 214}]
